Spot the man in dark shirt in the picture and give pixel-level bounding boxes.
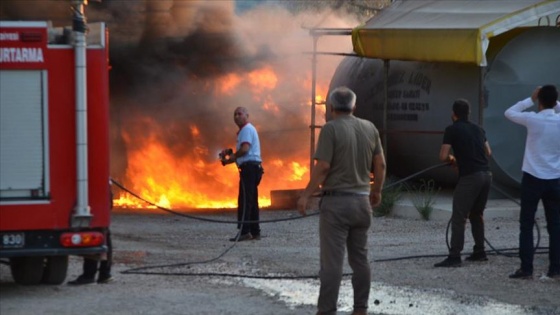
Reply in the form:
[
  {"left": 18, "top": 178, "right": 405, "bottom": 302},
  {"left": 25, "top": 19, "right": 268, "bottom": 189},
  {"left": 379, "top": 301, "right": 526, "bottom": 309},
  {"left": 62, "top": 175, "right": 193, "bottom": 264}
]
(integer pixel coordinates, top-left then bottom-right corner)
[{"left": 435, "top": 99, "right": 493, "bottom": 267}]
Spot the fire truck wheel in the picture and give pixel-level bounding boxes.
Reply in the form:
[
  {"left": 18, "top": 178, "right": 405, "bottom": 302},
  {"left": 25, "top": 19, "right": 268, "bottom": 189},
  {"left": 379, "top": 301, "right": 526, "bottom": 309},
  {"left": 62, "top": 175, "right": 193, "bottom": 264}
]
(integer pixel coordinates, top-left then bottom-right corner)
[
  {"left": 41, "top": 256, "right": 69, "bottom": 285},
  {"left": 9, "top": 256, "right": 45, "bottom": 285}
]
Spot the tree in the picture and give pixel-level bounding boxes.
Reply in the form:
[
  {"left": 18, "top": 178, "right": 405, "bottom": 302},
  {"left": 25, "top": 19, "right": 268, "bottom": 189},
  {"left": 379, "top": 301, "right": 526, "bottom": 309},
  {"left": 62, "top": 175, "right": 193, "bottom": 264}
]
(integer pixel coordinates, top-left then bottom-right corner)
[{"left": 282, "top": 0, "right": 392, "bottom": 20}]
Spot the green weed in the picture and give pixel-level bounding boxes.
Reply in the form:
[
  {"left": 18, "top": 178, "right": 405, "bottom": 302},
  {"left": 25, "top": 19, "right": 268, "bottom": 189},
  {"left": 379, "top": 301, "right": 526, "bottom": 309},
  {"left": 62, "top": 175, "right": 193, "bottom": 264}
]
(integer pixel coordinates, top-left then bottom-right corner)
[
  {"left": 407, "top": 179, "right": 440, "bottom": 221},
  {"left": 373, "top": 178, "right": 403, "bottom": 217}
]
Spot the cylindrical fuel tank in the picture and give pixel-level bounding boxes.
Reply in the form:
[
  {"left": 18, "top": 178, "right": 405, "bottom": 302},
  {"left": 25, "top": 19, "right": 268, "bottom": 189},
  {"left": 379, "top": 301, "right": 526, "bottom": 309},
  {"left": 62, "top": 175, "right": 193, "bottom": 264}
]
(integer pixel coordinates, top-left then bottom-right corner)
[{"left": 328, "top": 27, "right": 560, "bottom": 190}]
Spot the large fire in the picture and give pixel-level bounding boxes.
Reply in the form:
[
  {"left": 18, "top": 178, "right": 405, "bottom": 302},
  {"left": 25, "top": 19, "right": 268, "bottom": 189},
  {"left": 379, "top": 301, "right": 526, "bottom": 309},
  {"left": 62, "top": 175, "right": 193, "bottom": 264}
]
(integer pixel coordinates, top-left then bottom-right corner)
[
  {"left": 103, "top": 1, "right": 354, "bottom": 212},
  {"left": 0, "top": 0, "right": 379, "bottom": 212},
  {"left": 113, "top": 64, "right": 330, "bottom": 211}
]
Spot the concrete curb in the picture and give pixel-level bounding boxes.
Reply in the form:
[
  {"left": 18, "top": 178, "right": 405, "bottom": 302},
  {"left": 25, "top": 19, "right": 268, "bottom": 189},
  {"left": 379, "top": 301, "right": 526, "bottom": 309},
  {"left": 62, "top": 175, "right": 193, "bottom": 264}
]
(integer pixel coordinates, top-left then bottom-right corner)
[{"left": 390, "top": 192, "right": 546, "bottom": 221}]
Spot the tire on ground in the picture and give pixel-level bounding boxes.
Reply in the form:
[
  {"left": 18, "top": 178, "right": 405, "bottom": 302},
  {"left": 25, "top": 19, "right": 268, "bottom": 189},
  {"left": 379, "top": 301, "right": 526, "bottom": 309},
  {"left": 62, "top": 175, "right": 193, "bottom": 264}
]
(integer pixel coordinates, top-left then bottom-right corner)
[
  {"left": 9, "top": 256, "right": 45, "bottom": 285},
  {"left": 41, "top": 255, "right": 69, "bottom": 285}
]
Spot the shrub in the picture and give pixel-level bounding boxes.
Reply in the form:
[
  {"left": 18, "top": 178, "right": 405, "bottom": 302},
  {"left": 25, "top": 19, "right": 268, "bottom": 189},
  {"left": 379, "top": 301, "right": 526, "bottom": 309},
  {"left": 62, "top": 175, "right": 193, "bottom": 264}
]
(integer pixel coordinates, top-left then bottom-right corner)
[
  {"left": 407, "top": 179, "right": 440, "bottom": 221},
  {"left": 373, "top": 178, "right": 403, "bottom": 217}
]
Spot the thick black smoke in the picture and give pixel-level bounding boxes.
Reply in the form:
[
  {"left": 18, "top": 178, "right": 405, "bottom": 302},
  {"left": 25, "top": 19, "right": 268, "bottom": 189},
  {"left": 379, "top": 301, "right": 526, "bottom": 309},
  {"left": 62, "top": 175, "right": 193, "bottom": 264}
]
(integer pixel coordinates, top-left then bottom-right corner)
[{"left": 1, "top": 0, "right": 359, "bottom": 205}]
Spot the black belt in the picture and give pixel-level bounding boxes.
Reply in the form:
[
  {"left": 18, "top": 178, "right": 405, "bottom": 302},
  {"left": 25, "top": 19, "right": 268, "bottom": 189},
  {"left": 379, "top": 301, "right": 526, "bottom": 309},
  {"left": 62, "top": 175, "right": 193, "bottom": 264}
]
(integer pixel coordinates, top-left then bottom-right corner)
[
  {"left": 322, "top": 191, "right": 367, "bottom": 197},
  {"left": 463, "top": 170, "right": 492, "bottom": 177},
  {"left": 239, "top": 161, "right": 262, "bottom": 168}
]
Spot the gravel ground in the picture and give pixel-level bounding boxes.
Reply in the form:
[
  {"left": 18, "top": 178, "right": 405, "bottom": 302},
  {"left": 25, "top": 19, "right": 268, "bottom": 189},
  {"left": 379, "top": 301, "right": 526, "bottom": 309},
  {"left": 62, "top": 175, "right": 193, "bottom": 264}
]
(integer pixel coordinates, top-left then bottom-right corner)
[{"left": 1, "top": 200, "right": 559, "bottom": 315}]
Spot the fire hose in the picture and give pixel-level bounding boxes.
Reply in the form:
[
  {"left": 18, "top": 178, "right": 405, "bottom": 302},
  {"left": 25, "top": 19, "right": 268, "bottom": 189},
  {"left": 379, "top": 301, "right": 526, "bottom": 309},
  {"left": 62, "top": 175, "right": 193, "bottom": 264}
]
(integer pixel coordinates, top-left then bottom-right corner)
[
  {"left": 115, "top": 162, "right": 547, "bottom": 278},
  {"left": 110, "top": 162, "right": 451, "bottom": 224}
]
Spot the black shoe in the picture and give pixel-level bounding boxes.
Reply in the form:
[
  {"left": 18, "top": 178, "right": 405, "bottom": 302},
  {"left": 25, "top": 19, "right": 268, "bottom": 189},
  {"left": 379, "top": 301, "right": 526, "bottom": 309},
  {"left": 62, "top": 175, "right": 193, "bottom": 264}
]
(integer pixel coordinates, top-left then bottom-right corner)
[
  {"left": 68, "top": 275, "right": 96, "bottom": 285},
  {"left": 229, "top": 233, "right": 253, "bottom": 242},
  {"left": 97, "top": 274, "right": 114, "bottom": 284},
  {"left": 465, "top": 252, "right": 488, "bottom": 262},
  {"left": 509, "top": 269, "right": 532, "bottom": 279},
  {"left": 546, "top": 269, "right": 560, "bottom": 279},
  {"left": 252, "top": 234, "right": 261, "bottom": 241},
  {"left": 434, "top": 257, "right": 462, "bottom": 268}
]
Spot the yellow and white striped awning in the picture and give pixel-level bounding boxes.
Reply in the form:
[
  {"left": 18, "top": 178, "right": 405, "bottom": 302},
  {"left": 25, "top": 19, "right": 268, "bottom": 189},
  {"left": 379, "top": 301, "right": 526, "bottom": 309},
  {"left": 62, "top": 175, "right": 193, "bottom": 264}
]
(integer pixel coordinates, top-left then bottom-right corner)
[{"left": 352, "top": 0, "right": 560, "bottom": 66}]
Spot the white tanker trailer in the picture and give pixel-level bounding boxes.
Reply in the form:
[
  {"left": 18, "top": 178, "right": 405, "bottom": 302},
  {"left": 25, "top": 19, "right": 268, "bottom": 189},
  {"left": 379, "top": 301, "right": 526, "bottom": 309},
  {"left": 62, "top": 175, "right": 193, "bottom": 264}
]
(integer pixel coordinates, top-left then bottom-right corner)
[{"left": 326, "top": 1, "right": 560, "bottom": 193}]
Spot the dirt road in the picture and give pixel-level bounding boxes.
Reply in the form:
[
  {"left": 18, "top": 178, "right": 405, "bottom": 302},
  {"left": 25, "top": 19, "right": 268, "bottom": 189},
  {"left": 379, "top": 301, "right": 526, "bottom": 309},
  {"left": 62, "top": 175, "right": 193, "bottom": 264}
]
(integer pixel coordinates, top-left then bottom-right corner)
[{"left": 1, "top": 208, "right": 559, "bottom": 315}]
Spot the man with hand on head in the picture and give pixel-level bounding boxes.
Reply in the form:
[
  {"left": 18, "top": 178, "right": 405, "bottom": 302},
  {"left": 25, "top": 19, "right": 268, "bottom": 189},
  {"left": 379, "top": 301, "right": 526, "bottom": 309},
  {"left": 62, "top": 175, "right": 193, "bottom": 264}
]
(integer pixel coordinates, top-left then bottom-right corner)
[{"left": 505, "top": 85, "right": 560, "bottom": 280}]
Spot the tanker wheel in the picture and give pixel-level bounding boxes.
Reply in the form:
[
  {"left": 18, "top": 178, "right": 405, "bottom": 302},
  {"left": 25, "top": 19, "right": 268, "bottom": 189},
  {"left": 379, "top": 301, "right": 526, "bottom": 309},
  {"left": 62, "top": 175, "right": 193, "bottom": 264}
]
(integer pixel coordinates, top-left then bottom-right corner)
[
  {"left": 41, "top": 255, "right": 69, "bottom": 285},
  {"left": 9, "top": 256, "right": 45, "bottom": 285}
]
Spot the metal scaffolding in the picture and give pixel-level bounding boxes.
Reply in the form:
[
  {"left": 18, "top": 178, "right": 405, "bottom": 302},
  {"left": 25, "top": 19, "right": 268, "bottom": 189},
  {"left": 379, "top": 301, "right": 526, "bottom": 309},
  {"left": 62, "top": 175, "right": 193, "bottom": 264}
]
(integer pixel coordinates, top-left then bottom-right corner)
[{"left": 306, "top": 28, "right": 354, "bottom": 176}]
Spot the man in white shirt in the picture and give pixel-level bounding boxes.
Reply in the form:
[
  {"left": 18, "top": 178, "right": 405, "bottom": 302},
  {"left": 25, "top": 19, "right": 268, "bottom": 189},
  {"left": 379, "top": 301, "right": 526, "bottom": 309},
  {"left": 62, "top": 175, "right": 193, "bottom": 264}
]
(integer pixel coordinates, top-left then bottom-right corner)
[
  {"left": 504, "top": 85, "right": 560, "bottom": 279},
  {"left": 221, "top": 107, "right": 263, "bottom": 242}
]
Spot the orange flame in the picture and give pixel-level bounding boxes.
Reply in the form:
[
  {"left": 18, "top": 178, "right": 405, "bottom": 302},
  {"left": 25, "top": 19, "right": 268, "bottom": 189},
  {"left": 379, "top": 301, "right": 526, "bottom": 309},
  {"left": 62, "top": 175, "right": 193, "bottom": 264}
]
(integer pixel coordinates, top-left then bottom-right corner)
[
  {"left": 217, "top": 73, "right": 242, "bottom": 95},
  {"left": 248, "top": 66, "right": 278, "bottom": 93},
  {"left": 114, "top": 65, "right": 331, "bottom": 211}
]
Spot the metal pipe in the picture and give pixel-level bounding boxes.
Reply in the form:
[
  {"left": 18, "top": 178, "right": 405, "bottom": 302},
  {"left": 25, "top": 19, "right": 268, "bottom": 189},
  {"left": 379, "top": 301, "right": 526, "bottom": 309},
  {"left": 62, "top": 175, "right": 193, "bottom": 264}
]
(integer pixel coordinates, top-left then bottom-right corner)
[
  {"left": 71, "top": 0, "right": 92, "bottom": 227},
  {"left": 303, "top": 52, "right": 358, "bottom": 57},
  {"left": 306, "top": 27, "right": 354, "bottom": 179},
  {"left": 382, "top": 59, "right": 389, "bottom": 158},
  {"left": 307, "top": 28, "right": 353, "bottom": 36},
  {"left": 478, "top": 67, "right": 485, "bottom": 126},
  {"left": 310, "top": 35, "right": 318, "bottom": 177}
]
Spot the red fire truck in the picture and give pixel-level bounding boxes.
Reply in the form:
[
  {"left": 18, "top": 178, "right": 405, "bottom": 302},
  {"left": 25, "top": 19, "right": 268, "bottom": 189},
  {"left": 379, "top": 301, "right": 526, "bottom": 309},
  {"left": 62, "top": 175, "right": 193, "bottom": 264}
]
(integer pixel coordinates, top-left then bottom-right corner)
[{"left": 0, "top": 6, "right": 111, "bottom": 285}]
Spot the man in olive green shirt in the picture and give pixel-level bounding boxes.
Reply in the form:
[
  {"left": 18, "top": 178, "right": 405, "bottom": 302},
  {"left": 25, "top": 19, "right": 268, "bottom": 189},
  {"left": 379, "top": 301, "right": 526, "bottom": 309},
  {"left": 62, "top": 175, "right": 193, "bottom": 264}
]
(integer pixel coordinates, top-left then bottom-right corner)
[{"left": 297, "top": 86, "right": 386, "bottom": 315}]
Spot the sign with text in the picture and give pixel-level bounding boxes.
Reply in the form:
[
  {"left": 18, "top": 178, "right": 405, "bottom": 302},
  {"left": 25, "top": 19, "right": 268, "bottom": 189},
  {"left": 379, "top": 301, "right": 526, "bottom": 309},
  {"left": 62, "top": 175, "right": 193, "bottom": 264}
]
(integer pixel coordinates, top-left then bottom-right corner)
[{"left": 0, "top": 23, "right": 48, "bottom": 69}]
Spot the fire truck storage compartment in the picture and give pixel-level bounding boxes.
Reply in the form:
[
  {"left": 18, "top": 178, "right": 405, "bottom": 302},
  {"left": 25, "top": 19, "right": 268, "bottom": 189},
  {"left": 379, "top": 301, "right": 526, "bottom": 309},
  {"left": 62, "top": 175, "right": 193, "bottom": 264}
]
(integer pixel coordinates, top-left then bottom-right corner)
[{"left": 0, "top": 70, "right": 49, "bottom": 199}]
